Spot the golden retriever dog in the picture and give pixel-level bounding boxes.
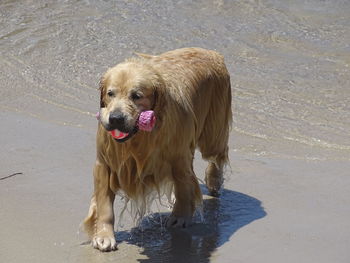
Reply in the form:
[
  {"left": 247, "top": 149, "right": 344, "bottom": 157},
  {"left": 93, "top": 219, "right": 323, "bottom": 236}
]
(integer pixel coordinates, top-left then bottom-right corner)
[{"left": 83, "top": 47, "right": 232, "bottom": 251}]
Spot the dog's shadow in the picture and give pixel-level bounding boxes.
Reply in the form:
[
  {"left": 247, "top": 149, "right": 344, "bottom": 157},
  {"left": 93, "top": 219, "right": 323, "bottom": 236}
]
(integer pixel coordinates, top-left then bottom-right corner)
[{"left": 116, "top": 185, "right": 266, "bottom": 263}]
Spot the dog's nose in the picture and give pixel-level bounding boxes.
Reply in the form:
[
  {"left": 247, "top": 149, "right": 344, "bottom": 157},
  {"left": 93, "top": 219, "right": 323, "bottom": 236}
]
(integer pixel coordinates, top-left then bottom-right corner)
[{"left": 109, "top": 112, "right": 126, "bottom": 127}]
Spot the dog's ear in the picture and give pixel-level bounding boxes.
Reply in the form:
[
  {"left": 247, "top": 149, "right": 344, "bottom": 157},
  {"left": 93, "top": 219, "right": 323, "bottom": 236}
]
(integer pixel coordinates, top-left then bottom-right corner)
[
  {"left": 152, "top": 77, "right": 166, "bottom": 123},
  {"left": 99, "top": 75, "right": 106, "bottom": 108}
]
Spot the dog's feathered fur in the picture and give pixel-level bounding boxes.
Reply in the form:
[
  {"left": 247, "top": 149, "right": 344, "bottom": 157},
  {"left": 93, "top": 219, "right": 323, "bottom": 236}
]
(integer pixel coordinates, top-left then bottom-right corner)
[{"left": 83, "top": 48, "right": 232, "bottom": 251}]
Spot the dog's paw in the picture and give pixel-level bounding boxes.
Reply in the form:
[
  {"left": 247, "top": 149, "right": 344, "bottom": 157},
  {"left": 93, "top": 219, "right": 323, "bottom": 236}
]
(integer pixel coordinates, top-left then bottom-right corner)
[
  {"left": 205, "top": 163, "right": 223, "bottom": 197},
  {"left": 166, "top": 215, "right": 192, "bottom": 228},
  {"left": 92, "top": 236, "right": 117, "bottom": 252}
]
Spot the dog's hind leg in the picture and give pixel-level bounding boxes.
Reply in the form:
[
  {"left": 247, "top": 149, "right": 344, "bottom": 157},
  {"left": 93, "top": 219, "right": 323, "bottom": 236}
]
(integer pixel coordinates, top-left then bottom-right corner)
[
  {"left": 203, "top": 149, "right": 229, "bottom": 197},
  {"left": 198, "top": 82, "right": 232, "bottom": 196},
  {"left": 199, "top": 119, "right": 231, "bottom": 196}
]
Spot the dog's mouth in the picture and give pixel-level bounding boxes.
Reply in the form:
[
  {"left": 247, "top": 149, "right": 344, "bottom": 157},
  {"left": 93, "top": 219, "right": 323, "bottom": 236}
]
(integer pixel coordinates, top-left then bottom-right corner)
[
  {"left": 109, "top": 126, "right": 138, "bottom": 143},
  {"left": 96, "top": 110, "right": 155, "bottom": 143}
]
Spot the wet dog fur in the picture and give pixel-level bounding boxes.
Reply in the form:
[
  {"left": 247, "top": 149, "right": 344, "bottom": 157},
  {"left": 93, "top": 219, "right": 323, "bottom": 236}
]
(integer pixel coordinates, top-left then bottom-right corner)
[{"left": 83, "top": 47, "right": 232, "bottom": 251}]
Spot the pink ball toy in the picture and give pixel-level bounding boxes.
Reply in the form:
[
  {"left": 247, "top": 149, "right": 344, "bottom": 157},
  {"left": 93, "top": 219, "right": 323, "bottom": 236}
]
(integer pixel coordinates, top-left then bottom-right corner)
[{"left": 137, "top": 110, "right": 156, "bottom": 132}]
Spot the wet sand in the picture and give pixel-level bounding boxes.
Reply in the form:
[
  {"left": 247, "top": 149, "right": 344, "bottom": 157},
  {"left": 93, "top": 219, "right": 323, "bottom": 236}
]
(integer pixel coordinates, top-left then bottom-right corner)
[
  {"left": 1, "top": 109, "right": 349, "bottom": 263},
  {"left": 1, "top": 0, "right": 350, "bottom": 262}
]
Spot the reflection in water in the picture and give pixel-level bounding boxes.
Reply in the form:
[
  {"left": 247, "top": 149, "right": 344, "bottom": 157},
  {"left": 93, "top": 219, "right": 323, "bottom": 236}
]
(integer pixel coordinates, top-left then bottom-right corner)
[{"left": 116, "top": 186, "right": 266, "bottom": 263}]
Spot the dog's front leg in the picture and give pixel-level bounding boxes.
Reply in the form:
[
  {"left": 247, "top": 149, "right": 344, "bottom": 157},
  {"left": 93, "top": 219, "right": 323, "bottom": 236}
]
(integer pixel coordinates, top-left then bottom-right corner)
[
  {"left": 167, "top": 157, "right": 202, "bottom": 228},
  {"left": 91, "top": 160, "right": 117, "bottom": 251}
]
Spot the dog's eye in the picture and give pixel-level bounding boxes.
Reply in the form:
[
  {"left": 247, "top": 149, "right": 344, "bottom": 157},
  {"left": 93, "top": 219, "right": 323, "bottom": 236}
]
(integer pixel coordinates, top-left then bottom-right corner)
[
  {"left": 107, "top": 90, "right": 114, "bottom": 97},
  {"left": 131, "top": 92, "right": 142, "bottom": 100}
]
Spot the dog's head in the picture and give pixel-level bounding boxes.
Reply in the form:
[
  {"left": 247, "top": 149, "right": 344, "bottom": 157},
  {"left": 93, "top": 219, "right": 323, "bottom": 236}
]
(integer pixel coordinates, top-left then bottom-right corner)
[{"left": 98, "top": 61, "right": 164, "bottom": 142}]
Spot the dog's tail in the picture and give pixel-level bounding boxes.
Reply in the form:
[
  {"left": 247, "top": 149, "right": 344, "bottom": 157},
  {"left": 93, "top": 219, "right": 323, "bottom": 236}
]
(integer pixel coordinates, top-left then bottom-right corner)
[{"left": 134, "top": 52, "right": 154, "bottom": 59}]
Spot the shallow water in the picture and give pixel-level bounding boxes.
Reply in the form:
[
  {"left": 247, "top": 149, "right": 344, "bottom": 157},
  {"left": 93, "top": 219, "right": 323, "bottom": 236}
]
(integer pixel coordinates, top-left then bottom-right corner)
[
  {"left": 1, "top": 0, "right": 349, "bottom": 161},
  {"left": 1, "top": 0, "right": 350, "bottom": 262}
]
